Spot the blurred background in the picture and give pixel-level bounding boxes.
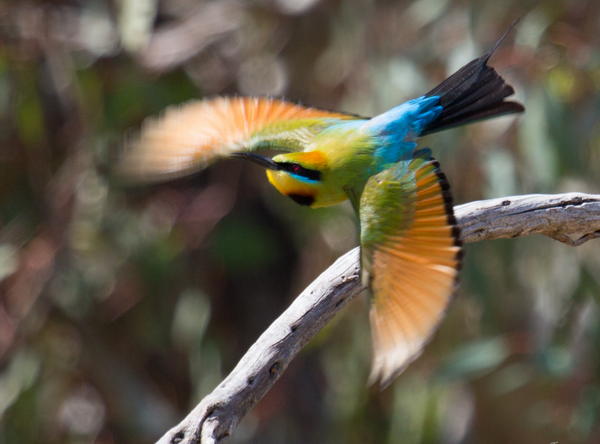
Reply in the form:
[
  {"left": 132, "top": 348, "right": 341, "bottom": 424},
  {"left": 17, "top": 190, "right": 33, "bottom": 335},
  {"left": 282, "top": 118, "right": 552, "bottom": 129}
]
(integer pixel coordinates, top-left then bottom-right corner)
[{"left": 1, "top": 0, "right": 600, "bottom": 443}]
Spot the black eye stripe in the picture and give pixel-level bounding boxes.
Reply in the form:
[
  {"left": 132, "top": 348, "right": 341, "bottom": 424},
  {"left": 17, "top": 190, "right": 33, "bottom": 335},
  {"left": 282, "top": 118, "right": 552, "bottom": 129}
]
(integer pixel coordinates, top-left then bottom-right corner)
[{"left": 277, "top": 163, "right": 322, "bottom": 181}]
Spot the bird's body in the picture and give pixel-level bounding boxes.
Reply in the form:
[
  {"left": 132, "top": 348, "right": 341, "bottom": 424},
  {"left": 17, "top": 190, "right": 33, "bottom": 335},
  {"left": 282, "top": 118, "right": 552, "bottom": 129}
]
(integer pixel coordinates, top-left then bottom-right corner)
[
  {"left": 265, "top": 96, "right": 442, "bottom": 209},
  {"left": 121, "top": 26, "right": 524, "bottom": 387}
]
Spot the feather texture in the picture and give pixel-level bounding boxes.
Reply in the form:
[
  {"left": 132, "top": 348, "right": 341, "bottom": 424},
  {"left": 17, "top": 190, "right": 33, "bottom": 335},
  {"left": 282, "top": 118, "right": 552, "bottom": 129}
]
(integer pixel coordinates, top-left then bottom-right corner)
[
  {"left": 361, "top": 151, "right": 462, "bottom": 387},
  {"left": 120, "top": 97, "right": 361, "bottom": 182}
]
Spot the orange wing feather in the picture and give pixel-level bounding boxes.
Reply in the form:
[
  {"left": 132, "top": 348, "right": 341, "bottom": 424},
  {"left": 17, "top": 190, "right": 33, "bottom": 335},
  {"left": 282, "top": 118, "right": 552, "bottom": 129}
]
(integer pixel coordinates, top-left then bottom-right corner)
[
  {"left": 366, "top": 157, "right": 462, "bottom": 387},
  {"left": 120, "top": 97, "right": 359, "bottom": 182}
]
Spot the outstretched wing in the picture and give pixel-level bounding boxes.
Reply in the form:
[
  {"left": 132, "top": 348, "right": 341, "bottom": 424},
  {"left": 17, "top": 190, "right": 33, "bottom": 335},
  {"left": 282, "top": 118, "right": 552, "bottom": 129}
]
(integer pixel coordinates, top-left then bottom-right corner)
[
  {"left": 120, "top": 97, "right": 361, "bottom": 182},
  {"left": 359, "top": 150, "right": 462, "bottom": 387}
]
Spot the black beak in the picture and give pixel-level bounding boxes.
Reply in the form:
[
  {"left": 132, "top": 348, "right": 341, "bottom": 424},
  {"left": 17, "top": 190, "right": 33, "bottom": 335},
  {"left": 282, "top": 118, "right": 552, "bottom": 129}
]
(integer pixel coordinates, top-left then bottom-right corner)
[{"left": 230, "top": 153, "right": 280, "bottom": 170}]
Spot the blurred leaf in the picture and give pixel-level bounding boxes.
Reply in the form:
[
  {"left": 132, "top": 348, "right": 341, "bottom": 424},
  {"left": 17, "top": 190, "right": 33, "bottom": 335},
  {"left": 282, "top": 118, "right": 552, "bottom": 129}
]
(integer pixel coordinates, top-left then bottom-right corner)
[
  {"left": 437, "top": 337, "right": 510, "bottom": 381},
  {"left": 538, "top": 345, "right": 573, "bottom": 376},
  {"left": 0, "top": 244, "right": 18, "bottom": 282},
  {"left": 490, "top": 362, "right": 533, "bottom": 396},
  {"left": 516, "top": 7, "right": 553, "bottom": 49},
  {"left": 119, "top": 0, "right": 158, "bottom": 52},
  {"left": 171, "top": 288, "right": 211, "bottom": 350},
  {"left": 0, "top": 350, "right": 41, "bottom": 416}
]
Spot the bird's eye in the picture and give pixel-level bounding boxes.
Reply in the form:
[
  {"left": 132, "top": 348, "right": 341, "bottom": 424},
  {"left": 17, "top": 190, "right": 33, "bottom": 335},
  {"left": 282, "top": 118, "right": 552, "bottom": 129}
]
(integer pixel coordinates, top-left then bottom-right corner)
[{"left": 277, "top": 162, "right": 322, "bottom": 181}]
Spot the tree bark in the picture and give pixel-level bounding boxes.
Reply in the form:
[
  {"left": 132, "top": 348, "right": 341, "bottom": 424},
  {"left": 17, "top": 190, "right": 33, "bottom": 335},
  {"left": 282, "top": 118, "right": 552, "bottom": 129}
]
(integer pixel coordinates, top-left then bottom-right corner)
[{"left": 156, "top": 192, "right": 600, "bottom": 444}]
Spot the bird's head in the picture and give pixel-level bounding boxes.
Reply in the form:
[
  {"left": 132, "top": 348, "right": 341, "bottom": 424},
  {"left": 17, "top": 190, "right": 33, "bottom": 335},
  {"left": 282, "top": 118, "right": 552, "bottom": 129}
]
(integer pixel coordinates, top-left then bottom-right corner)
[{"left": 231, "top": 151, "right": 344, "bottom": 208}]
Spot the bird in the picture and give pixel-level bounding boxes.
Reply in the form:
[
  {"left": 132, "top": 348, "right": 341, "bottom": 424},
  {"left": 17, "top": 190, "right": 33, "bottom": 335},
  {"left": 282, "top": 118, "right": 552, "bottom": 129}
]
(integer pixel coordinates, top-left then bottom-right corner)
[{"left": 120, "top": 25, "right": 524, "bottom": 388}]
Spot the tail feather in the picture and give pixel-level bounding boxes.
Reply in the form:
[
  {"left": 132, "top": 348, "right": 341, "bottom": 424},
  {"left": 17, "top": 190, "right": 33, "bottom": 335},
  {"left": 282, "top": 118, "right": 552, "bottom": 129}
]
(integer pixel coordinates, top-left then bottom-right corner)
[
  {"left": 424, "top": 101, "right": 524, "bottom": 135},
  {"left": 421, "top": 20, "right": 524, "bottom": 136},
  {"left": 441, "top": 68, "right": 513, "bottom": 116}
]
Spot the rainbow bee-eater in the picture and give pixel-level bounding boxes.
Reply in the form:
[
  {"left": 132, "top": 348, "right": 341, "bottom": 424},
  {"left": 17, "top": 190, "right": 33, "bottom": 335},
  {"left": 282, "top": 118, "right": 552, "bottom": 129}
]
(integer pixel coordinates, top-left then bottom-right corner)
[{"left": 121, "top": 26, "right": 524, "bottom": 387}]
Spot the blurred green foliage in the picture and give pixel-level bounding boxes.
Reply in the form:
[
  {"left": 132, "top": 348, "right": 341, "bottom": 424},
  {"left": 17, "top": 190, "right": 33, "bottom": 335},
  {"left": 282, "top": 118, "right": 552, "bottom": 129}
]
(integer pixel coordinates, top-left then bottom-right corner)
[{"left": 1, "top": 0, "right": 600, "bottom": 443}]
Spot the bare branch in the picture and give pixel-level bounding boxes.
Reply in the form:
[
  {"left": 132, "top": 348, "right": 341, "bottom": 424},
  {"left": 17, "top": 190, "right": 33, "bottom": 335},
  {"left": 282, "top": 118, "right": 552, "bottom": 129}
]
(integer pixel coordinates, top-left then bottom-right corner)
[
  {"left": 454, "top": 193, "right": 600, "bottom": 245},
  {"left": 157, "top": 192, "right": 600, "bottom": 444}
]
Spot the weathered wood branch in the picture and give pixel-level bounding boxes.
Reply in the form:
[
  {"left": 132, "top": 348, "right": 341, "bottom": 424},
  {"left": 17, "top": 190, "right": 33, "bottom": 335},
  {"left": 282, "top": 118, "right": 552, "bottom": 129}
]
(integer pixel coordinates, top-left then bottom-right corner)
[
  {"left": 455, "top": 193, "right": 600, "bottom": 245},
  {"left": 157, "top": 192, "right": 600, "bottom": 444}
]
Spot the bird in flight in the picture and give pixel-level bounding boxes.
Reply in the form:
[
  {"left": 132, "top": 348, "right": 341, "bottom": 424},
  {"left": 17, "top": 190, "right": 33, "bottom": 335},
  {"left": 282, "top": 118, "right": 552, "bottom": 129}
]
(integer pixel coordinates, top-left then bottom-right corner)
[{"left": 120, "top": 25, "right": 524, "bottom": 387}]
